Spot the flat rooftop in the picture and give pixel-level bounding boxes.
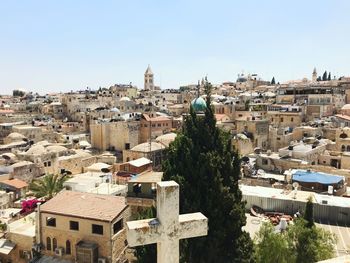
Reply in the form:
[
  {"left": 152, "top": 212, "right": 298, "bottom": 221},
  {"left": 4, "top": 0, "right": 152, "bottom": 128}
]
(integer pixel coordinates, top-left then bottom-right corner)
[
  {"left": 129, "top": 171, "right": 163, "bottom": 183},
  {"left": 8, "top": 212, "right": 36, "bottom": 237}
]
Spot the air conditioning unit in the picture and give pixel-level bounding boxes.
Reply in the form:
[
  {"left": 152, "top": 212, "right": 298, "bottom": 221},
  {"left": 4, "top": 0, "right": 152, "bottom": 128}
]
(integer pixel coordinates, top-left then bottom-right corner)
[
  {"left": 98, "top": 258, "right": 107, "bottom": 263},
  {"left": 55, "top": 247, "right": 64, "bottom": 257}
]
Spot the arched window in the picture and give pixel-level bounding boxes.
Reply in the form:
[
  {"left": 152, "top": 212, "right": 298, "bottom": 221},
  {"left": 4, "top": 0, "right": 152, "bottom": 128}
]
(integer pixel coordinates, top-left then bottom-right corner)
[
  {"left": 46, "top": 237, "right": 51, "bottom": 251},
  {"left": 347, "top": 145, "right": 350, "bottom": 152},
  {"left": 66, "top": 240, "right": 71, "bottom": 255},
  {"left": 341, "top": 145, "right": 346, "bottom": 152},
  {"left": 53, "top": 238, "right": 57, "bottom": 251}
]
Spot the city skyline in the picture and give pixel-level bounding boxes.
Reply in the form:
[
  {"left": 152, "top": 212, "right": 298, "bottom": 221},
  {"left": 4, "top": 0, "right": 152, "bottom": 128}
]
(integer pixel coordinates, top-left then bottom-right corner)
[{"left": 1, "top": 0, "right": 350, "bottom": 95}]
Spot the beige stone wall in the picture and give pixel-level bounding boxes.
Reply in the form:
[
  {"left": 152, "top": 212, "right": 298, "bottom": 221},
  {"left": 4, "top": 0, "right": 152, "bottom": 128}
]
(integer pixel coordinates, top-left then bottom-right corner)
[
  {"left": 41, "top": 213, "right": 112, "bottom": 261},
  {"left": 341, "top": 154, "right": 350, "bottom": 170},
  {"left": 292, "top": 126, "right": 321, "bottom": 141},
  {"left": 232, "top": 139, "right": 254, "bottom": 156},
  {"left": 6, "top": 232, "right": 35, "bottom": 263},
  {"left": 12, "top": 163, "right": 43, "bottom": 182},
  {"left": 91, "top": 121, "right": 140, "bottom": 151},
  {"left": 269, "top": 128, "right": 293, "bottom": 152},
  {"left": 267, "top": 112, "right": 302, "bottom": 128},
  {"left": 139, "top": 119, "right": 172, "bottom": 143},
  {"left": 40, "top": 207, "right": 130, "bottom": 262},
  {"left": 13, "top": 126, "right": 43, "bottom": 143},
  {"left": 58, "top": 156, "right": 96, "bottom": 175}
]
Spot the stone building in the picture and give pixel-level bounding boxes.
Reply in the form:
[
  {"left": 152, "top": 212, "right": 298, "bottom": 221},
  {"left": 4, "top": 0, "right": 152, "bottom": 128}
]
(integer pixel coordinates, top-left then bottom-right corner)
[
  {"left": 38, "top": 191, "right": 130, "bottom": 263},
  {"left": 267, "top": 105, "right": 303, "bottom": 128},
  {"left": 0, "top": 213, "right": 36, "bottom": 263},
  {"left": 139, "top": 113, "right": 173, "bottom": 143},
  {"left": 9, "top": 160, "right": 43, "bottom": 182},
  {"left": 123, "top": 142, "right": 166, "bottom": 166},
  {"left": 236, "top": 117, "right": 269, "bottom": 150},
  {"left": 12, "top": 125, "right": 43, "bottom": 143},
  {"left": 90, "top": 119, "right": 140, "bottom": 152}
]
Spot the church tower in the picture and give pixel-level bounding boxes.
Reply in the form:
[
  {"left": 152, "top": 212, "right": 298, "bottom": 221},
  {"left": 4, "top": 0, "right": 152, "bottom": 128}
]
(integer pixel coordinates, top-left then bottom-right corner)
[
  {"left": 312, "top": 67, "right": 317, "bottom": 82},
  {"left": 144, "top": 65, "right": 154, "bottom": 90}
]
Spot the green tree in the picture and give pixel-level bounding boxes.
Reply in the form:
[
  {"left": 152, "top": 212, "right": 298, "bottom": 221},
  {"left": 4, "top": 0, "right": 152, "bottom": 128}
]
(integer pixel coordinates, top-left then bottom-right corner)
[
  {"left": 328, "top": 72, "right": 331, "bottom": 81},
  {"left": 162, "top": 79, "right": 254, "bottom": 263},
  {"left": 322, "top": 71, "right": 328, "bottom": 81},
  {"left": 254, "top": 219, "right": 336, "bottom": 263},
  {"left": 303, "top": 196, "right": 314, "bottom": 228},
  {"left": 254, "top": 197, "right": 336, "bottom": 263},
  {"left": 134, "top": 207, "right": 157, "bottom": 263},
  {"left": 13, "top": 89, "right": 25, "bottom": 97},
  {"left": 254, "top": 222, "right": 294, "bottom": 263},
  {"left": 29, "top": 174, "right": 68, "bottom": 200},
  {"left": 271, "top": 77, "right": 276, "bottom": 85},
  {"left": 288, "top": 219, "right": 336, "bottom": 263}
]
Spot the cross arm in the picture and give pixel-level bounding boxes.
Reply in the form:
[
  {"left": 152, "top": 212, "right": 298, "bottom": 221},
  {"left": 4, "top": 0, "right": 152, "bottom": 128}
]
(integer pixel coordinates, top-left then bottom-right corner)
[
  {"left": 126, "top": 218, "right": 161, "bottom": 247},
  {"left": 178, "top": 212, "right": 208, "bottom": 240}
]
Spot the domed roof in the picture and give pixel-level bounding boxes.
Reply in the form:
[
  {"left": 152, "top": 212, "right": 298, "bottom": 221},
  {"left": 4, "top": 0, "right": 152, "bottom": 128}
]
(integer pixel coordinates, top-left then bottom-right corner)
[
  {"left": 120, "top": 96, "right": 131, "bottom": 102},
  {"left": 191, "top": 97, "right": 207, "bottom": 112},
  {"left": 26, "top": 145, "right": 46, "bottom": 155},
  {"left": 341, "top": 104, "right": 350, "bottom": 110},
  {"left": 46, "top": 145, "right": 67, "bottom": 153},
  {"left": 7, "top": 132, "right": 26, "bottom": 141},
  {"left": 110, "top": 107, "right": 121, "bottom": 113}
]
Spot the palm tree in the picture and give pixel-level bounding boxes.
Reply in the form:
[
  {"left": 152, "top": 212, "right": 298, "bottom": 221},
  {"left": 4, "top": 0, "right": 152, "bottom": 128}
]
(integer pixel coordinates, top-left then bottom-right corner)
[{"left": 29, "top": 174, "right": 69, "bottom": 200}]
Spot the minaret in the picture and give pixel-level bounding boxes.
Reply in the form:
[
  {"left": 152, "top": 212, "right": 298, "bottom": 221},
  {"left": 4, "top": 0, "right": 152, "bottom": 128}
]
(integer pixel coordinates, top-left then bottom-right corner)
[
  {"left": 312, "top": 67, "right": 317, "bottom": 82},
  {"left": 144, "top": 65, "right": 154, "bottom": 90}
]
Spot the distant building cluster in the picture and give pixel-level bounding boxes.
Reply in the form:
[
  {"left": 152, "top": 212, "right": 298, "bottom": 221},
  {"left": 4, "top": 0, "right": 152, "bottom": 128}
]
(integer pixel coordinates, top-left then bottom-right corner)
[{"left": 1, "top": 66, "right": 350, "bottom": 261}]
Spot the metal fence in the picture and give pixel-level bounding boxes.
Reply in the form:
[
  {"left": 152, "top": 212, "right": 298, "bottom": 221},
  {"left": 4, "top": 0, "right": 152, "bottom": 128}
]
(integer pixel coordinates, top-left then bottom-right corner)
[{"left": 243, "top": 194, "right": 350, "bottom": 225}]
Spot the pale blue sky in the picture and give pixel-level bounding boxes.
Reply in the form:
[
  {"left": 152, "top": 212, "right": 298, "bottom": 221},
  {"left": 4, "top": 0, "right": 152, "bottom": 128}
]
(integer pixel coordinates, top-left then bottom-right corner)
[{"left": 1, "top": 0, "right": 350, "bottom": 94}]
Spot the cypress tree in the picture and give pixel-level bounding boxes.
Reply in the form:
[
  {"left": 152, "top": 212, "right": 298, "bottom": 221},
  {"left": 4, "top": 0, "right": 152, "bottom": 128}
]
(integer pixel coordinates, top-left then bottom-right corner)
[
  {"left": 328, "top": 72, "right": 331, "bottom": 81},
  {"left": 271, "top": 77, "right": 276, "bottom": 85},
  {"left": 163, "top": 79, "right": 254, "bottom": 263},
  {"left": 322, "top": 71, "right": 328, "bottom": 81},
  {"left": 303, "top": 196, "right": 314, "bottom": 228}
]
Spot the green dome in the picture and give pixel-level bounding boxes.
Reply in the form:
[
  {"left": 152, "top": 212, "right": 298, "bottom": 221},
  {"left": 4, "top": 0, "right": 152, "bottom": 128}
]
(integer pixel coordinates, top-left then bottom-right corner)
[{"left": 191, "top": 97, "right": 207, "bottom": 112}]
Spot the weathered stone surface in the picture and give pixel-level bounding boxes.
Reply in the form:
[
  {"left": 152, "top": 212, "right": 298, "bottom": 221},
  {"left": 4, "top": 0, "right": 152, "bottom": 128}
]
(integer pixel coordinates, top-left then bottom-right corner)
[{"left": 126, "top": 180, "right": 208, "bottom": 263}]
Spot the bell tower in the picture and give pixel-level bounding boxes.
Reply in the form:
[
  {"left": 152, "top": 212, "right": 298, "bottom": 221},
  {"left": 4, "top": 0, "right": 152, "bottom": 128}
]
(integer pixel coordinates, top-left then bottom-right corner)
[
  {"left": 144, "top": 65, "right": 154, "bottom": 90},
  {"left": 312, "top": 67, "right": 317, "bottom": 82}
]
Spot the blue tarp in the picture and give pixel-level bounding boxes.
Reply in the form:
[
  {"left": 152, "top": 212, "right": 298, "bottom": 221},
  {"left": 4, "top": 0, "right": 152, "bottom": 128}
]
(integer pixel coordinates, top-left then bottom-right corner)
[{"left": 292, "top": 170, "right": 344, "bottom": 185}]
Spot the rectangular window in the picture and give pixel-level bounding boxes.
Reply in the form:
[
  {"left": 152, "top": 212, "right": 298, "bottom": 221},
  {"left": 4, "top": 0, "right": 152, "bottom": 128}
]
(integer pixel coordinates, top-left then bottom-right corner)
[
  {"left": 113, "top": 219, "right": 123, "bottom": 234},
  {"left": 48, "top": 161, "right": 51, "bottom": 167},
  {"left": 46, "top": 217, "right": 56, "bottom": 227},
  {"left": 92, "top": 224, "right": 103, "bottom": 235},
  {"left": 291, "top": 117, "right": 294, "bottom": 122},
  {"left": 157, "top": 124, "right": 161, "bottom": 127},
  {"left": 125, "top": 143, "right": 130, "bottom": 150},
  {"left": 70, "top": 221, "right": 79, "bottom": 231}
]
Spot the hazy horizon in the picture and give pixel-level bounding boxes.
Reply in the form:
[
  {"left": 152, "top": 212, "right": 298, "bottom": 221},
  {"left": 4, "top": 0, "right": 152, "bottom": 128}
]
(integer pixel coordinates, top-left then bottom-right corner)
[{"left": 1, "top": 0, "right": 350, "bottom": 95}]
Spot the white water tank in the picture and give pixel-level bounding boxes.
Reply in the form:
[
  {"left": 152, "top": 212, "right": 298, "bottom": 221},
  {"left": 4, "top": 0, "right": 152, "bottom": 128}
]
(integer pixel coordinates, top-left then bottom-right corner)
[{"left": 328, "top": 185, "right": 333, "bottom": 195}]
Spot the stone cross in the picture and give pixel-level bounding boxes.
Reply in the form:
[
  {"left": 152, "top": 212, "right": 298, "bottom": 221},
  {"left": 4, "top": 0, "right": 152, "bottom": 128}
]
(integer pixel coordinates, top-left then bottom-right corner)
[{"left": 126, "top": 181, "right": 208, "bottom": 263}]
